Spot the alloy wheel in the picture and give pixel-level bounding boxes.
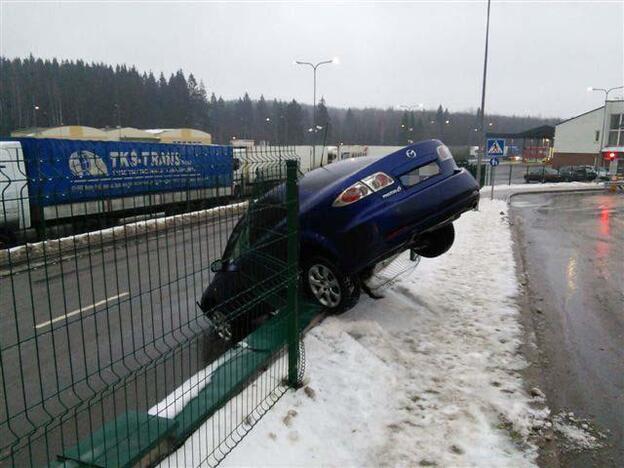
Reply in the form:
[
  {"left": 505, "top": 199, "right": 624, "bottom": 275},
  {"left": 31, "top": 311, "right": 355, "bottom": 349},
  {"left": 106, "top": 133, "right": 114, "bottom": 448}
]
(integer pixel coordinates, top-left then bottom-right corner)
[{"left": 308, "top": 264, "right": 342, "bottom": 308}]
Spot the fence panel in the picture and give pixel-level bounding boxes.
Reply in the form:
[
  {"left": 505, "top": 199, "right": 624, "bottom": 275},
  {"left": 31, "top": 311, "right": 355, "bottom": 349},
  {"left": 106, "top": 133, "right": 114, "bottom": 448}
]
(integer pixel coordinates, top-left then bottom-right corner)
[{"left": 0, "top": 140, "right": 302, "bottom": 467}]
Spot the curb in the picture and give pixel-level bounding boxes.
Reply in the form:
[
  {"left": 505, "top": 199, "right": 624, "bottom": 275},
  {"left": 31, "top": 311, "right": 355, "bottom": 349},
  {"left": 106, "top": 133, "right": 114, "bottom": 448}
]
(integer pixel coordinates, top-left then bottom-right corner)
[{"left": 54, "top": 300, "right": 321, "bottom": 468}]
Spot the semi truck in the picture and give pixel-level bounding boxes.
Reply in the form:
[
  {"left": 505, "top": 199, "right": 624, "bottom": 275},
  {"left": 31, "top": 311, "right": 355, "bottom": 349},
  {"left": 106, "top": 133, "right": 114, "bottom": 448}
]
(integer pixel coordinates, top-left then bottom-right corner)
[{"left": 0, "top": 138, "right": 236, "bottom": 246}]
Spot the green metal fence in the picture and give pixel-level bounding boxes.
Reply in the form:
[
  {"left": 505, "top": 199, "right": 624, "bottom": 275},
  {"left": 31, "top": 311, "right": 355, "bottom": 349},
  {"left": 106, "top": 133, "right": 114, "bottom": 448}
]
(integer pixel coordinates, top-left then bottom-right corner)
[
  {"left": 459, "top": 161, "right": 602, "bottom": 187},
  {"left": 0, "top": 142, "right": 306, "bottom": 466}
]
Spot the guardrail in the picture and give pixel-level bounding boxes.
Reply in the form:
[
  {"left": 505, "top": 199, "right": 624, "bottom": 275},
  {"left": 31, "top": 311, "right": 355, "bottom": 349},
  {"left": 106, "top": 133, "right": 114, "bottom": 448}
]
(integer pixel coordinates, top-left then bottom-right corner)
[{"left": 0, "top": 144, "right": 307, "bottom": 467}]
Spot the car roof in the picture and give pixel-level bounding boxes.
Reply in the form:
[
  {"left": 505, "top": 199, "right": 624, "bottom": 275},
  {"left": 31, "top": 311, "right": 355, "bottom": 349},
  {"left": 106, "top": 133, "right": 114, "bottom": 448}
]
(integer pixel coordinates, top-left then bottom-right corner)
[{"left": 300, "top": 156, "right": 378, "bottom": 193}]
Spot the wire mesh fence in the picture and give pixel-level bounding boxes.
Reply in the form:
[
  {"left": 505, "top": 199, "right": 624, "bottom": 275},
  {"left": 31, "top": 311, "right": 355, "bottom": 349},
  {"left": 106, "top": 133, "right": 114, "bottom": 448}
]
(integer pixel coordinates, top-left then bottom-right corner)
[
  {"left": 0, "top": 139, "right": 303, "bottom": 467},
  {"left": 459, "top": 161, "right": 604, "bottom": 187}
]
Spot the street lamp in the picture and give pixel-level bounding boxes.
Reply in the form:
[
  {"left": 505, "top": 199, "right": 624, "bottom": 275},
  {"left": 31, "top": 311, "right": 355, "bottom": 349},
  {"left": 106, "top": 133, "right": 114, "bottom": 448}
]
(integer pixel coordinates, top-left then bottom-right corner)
[
  {"left": 264, "top": 117, "right": 272, "bottom": 144},
  {"left": 114, "top": 103, "right": 122, "bottom": 139},
  {"left": 588, "top": 85, "right": 624, "bottom": 162},
  {"left": 33, "top": 105, "right": 40, "bottom": 135},
  {"left": 295, "top": 57, "right": 338, "bottom": 168},
  {"left": 476, "top": 0, "right": 492, "bottom": 190}
]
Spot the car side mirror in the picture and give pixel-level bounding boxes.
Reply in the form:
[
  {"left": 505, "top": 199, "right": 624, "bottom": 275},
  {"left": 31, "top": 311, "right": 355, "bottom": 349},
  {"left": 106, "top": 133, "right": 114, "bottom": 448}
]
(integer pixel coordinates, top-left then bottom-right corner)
[{"left": 211, "top": 259, "right": 224, "bottom": 273}]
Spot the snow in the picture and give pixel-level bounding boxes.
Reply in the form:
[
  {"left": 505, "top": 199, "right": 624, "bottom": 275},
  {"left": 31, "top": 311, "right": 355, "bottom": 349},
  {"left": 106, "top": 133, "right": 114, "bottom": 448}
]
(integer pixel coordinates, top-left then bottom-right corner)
[
  {"left": 165, "top": 198, "right": 549, "bottom": 467},
  {"left": 148, "top": 349, "right": 238, "bottom": 419},
  {"left": 484, "top": 181, "right": 605, "bottom": 201},
  {"left": 552, "top": 412, "right": 606, "bottom": 452}
]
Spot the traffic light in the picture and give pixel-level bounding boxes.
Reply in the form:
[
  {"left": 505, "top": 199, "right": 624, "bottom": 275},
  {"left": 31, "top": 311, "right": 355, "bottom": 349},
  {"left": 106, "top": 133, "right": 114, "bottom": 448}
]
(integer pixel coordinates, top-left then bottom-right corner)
[{"left": 603, "top": 151, "right": 618, "bottom": 161}]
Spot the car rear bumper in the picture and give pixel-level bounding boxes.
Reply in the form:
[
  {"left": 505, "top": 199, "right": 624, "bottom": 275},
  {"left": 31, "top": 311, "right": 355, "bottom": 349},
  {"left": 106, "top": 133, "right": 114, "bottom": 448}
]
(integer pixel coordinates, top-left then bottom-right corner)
[{"left": 339, "top": 168, "right": 479, "bottom": 273}]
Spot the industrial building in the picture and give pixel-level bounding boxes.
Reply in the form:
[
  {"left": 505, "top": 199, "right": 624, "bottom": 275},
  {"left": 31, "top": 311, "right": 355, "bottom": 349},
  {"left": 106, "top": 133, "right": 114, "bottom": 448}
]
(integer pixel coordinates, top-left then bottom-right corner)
[
  {"left": 144, "top": 128, "right": 212, "bottom": 145},
  {"left": 552, "top": 100, "right": 624, "bottom": 168},
  {"left": 12, "top": 125, "right": 110, "bottom": 140}
]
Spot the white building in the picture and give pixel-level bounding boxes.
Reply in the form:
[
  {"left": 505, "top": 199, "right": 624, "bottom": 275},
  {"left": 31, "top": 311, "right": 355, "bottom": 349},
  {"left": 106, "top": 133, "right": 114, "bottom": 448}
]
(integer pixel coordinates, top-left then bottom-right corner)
[{"left": 553, "top": 100, "right": 624, "bottom": 168}]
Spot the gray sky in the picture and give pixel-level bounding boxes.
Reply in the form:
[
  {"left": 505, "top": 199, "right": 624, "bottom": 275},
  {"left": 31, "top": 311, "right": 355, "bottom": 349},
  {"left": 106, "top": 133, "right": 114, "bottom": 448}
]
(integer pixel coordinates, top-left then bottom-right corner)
[{"left": 1, "top": 1, "right": 622, "bottom": 118}]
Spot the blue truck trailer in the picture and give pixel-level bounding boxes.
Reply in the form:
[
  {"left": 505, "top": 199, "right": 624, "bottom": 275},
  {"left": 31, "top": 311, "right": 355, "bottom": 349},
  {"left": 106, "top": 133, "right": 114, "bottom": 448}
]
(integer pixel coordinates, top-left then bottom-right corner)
[{"left": 0, "top": 138, "right": 235, "bottom": 245}]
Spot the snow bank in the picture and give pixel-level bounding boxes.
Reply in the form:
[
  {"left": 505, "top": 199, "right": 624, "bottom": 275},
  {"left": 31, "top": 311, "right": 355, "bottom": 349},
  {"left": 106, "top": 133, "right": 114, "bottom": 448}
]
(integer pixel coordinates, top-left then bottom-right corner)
[
  {"left": 485, "top": 181, "right": 604, "bottom": 201},
  {"left": 169, "top": 199, "right": 548, "bottom": 467}
]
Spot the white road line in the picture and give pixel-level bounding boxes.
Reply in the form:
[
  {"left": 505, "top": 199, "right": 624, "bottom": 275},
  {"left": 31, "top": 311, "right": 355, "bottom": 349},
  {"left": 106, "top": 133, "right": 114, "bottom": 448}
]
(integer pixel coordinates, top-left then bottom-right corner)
[{"left": 35, "top": 292, "right": 129, "bottom": 329}]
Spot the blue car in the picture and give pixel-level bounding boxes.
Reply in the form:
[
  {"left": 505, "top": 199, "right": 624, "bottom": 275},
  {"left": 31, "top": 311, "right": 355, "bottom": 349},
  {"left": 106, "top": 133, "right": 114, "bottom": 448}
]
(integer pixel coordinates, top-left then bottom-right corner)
[{"left": 201, "top": 140, "right": 479, "bottom": 340}]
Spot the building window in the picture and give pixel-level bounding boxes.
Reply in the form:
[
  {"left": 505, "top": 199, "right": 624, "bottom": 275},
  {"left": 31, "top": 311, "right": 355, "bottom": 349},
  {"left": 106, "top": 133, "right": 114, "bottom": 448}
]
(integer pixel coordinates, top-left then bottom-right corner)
[
  {"left": 607, "top": 113, "right": 624, "bottom": 146},
  {"left": 595, "top": 130, "right": 600, "bottom": 142}
]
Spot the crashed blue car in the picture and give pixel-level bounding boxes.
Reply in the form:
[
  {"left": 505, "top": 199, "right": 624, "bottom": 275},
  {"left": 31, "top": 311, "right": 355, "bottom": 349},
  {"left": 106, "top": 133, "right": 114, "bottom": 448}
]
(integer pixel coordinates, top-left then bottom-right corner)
[{"left": 201, "top": 140, "right": 479, "bottom": 340}]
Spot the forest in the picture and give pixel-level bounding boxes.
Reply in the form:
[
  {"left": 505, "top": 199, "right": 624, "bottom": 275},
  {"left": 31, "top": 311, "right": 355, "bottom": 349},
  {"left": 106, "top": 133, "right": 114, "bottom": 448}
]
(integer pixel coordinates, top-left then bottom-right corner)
[{"left": 0, "top": 56, "right": 559, "bottom": 145}]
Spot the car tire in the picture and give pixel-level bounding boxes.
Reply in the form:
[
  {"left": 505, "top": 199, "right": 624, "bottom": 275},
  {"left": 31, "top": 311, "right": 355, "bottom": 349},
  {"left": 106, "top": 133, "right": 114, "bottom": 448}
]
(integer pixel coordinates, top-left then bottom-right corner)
[
  {"left": 413, "top": 223, "right": 455, "bottom": 258},
  {"left": 303, "top": 256, "right": 360, "bottom": 314}
]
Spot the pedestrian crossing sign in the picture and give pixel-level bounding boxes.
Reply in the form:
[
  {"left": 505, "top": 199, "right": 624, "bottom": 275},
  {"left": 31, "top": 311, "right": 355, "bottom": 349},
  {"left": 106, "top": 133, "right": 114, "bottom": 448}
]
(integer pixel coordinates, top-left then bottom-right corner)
[{"left": 487, "top": 138, "right": 505, "bottom": 156}]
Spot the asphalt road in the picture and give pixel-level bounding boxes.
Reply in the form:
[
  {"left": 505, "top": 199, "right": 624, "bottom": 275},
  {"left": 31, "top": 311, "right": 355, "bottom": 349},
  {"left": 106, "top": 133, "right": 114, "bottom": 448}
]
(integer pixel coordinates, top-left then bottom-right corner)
[
  {"left": 511, "top": 191, "right": 624, "bottom": 466},
  {"left": 0, "top": 215, "right": 237, "bottom": 466}
]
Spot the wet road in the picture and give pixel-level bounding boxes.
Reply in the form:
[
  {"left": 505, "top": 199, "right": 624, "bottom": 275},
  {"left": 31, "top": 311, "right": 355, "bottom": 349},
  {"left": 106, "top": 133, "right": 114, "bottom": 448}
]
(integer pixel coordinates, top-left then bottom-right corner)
[
  {"left": 0, "top": 215, "right": 236, "bottom": 466},
  {"left": 511, "top": 191, "right": 624, "bottom": 466}
]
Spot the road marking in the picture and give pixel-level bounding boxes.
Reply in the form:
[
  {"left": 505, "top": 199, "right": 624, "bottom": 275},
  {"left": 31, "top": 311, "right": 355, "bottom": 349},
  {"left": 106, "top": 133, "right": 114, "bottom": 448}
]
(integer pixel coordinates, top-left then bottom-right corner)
[{"left": 35, "top": 292, "right": 129, "bottom": 329}]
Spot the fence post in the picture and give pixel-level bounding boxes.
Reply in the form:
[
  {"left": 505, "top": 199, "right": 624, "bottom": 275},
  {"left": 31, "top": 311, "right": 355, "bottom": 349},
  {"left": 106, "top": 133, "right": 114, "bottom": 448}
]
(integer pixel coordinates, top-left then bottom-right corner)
[{"left": 286, "top": 159, "right": 300, "bottom": 387}]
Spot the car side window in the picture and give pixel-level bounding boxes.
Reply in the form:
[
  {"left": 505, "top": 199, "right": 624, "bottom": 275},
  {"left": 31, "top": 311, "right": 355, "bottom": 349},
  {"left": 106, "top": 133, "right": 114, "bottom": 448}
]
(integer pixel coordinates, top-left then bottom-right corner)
[
  {"left": 248, "top": 205, "right": 285, "bottom": 244},
  {"left": 223, "top": 216, "right": 250, "bottom": 261}
]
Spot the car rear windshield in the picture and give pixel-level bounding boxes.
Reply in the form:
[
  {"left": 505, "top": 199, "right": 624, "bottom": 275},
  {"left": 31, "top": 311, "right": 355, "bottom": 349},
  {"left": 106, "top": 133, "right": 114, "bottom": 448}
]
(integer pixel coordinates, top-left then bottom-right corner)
[{"left": 300, "top": 157, "right": 376, "bottom": 191}]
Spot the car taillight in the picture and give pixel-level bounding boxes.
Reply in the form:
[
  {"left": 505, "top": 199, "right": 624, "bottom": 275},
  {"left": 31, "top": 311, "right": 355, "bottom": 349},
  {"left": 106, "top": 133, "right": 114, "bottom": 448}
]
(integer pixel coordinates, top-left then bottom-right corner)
[
  {"left": 332, "top": 182, "right": 372, "bottom": 207},
  {"left": 362, "top": 172, "right": 394, "bottom": 191},
  {"left": 332, "top": 172, "right": 394, "bottom": 207}
]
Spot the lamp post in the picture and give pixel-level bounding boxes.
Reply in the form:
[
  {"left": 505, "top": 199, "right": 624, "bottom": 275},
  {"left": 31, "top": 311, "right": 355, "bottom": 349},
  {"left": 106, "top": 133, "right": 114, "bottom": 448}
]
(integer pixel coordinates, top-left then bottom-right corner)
[
  {"left": 33, "top": 105, "right": 40, "bottom": 135},
  {"left": 114, "top": 104, "right": 122, "bottom": 140},
  {"left": 588, "top": 85, "right": 624, "bottom": 165},
  {"left": 476, "top": 0, "right": 492, "bottom": 190},
  {"left": 265, "top": 116, "right": 273, "bottom": 145},
  {"left": 295, "top": 57, "right": 338, "bottom": 168}
]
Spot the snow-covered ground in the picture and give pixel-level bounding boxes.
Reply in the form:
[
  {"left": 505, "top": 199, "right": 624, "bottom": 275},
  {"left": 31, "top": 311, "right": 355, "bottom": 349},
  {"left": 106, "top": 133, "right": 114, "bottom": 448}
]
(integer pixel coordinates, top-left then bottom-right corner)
[
  {"left": 485, "top": 181, "right": 605, "bottom": 201},
  {"left": 166, "top": 198, "right": 551, "bottom": 467}
]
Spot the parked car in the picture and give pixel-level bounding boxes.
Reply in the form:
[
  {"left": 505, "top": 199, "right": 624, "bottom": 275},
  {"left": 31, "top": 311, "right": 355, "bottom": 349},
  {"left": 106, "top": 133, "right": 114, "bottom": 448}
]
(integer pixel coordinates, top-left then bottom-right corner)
[
  {"left": 596, "top": 167, "right": 610, "bottom": 181},
  {"left": 559, "top": 165, "right": 598, "bottom": 182},
  {"left": 524, "top": 166, "right": 562, "bottom": 183},
  {"left": 200, "top": 140, "right": 480, "bottom": 341}
]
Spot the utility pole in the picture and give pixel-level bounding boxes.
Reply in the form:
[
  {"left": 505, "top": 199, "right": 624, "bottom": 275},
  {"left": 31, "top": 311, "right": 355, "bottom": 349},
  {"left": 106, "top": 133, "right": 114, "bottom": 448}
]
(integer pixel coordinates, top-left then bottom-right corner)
[{"left": 476, "top": 0, "right": 492, "bottom": 191}]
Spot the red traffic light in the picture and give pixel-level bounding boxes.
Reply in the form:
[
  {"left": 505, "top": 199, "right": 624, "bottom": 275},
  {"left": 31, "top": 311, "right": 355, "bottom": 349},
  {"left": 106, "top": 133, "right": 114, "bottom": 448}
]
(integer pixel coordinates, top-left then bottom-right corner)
[{"left": 603, "top": 151, "right": 618, "bottom": 161}]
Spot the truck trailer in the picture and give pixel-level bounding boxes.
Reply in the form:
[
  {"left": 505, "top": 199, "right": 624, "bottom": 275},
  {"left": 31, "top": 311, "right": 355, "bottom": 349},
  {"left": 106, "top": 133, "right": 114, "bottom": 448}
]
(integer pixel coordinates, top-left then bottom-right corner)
[{"left": 0, "top": 138, "right": 235, "bottom": 246}]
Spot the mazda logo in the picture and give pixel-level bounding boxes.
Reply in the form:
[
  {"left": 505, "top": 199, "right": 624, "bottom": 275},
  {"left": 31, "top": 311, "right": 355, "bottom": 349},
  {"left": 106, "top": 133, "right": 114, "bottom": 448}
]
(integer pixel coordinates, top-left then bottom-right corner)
[{"left": 406, "top": 149, "right": 417, "bottom": 159}]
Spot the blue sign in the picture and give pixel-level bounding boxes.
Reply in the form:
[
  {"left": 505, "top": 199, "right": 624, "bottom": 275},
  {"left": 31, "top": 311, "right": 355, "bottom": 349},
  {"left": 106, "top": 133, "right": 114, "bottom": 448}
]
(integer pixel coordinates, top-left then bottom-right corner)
[
  {"left": 489, "top": 157, "right": 500, "bottom": 167},
  {"left": 487, "top": 138, "right": 505, "bottom": 157},
  {"left": 17, "top": 138, "right": 234, "bottom": 206}
]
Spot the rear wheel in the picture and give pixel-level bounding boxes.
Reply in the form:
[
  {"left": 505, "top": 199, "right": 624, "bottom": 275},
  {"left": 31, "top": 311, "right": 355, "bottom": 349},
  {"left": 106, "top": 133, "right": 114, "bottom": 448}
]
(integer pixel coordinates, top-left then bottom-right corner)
[
  {"left": 303, "top": 256, "right": 360, "bottom": 313},
  {"left": 413, "top": 223, "right": 455, "bottom": 258}
]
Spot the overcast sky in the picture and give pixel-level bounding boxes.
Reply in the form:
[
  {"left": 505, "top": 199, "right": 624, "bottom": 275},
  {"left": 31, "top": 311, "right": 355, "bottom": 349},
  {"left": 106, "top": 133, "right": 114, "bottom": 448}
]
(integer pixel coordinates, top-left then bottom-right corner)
[{"left": 1, "top": 1, "right": 622, "bottom": 118}]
